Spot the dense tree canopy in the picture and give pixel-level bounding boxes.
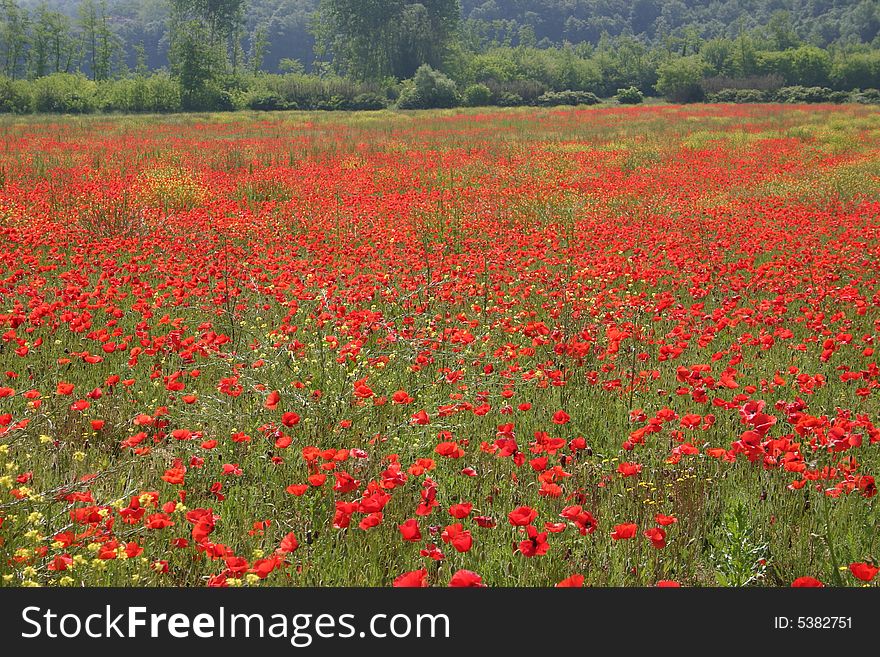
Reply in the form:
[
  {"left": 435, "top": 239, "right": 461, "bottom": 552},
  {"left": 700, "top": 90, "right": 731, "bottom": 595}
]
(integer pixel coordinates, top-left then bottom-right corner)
[
  {"left": 1, "top": 0, "right": 878, "bottom": 113},
  {"left": 7, "top": 0, "right": 879, "bottom": 76}
]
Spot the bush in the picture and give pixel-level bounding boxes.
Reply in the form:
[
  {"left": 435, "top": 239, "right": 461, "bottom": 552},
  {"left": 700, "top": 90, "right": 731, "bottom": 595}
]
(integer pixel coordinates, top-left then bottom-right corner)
[
  {"left": 706, "top": 89, "right": 768, "bottom": 103},
  {"left": 701, "top": 74, "right": 784, "bottom": 94},
  {"left": 181, "top": 84, "right": 234, "bottom": 112},
  {"left": 831, "top": 51, "right": 880, "bottom": 92},
  {"left": 772, "top": 86, "right": 841, "bottom": 104},
  {"left": 397, "top": 65, "right": 459, "bottom": 109},
  {"left": 463, "top": 83, "right": 492, "bottom": 107},
  {"left": 486, "top": 79, "right": 546, "bottom": 105},
  {"left": 852, "top": 88, "right": 880, "bottom": 105},
  {"left": 656, "top": 56, "right": 711, "bottom": 103},
  {"left": 0, "top": 76, "right": 34, "bottom": 114},
  {"left": 144, "top": 74, "right": 183, "bottom": 113},
  {"left": 251, "top": 73, "right": 390, "bottom": 111},
  {"left": 96, "top": 75, "right": 182, "bottom": 113},
  {"left": 244, "top": 88, "right": 289, "bottom": 111},
  {"left": 535, "top": 90, "right": 601, "bottom": 106},
  {"left": 496, "top": 91, "right": 525, "bottom": 107},
  {"left": 349, "top": 92, "right": 387, "bottom": 110},
  {"left": 32, "top": 74, "right": 98, "bottom": 114},
  {"left": 615, "top": 86, "right": 644, "bottom": 104}
]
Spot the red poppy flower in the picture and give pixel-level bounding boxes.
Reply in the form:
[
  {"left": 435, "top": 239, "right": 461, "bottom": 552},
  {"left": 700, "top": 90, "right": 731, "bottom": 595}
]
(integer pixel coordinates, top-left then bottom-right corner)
[
  {"left": 278, "top": 532, "right": 299, "bottom": 553},
  {"left": 508, "top": 505, "right": 538, "bottom": 526},
  {"left": 552, "top": 410, "right": 570, "bottom": 425},
  {"left": 556, "top": 574, "right": 584, "bottom": 587},
  {"left": 791, "top": 576, "right": 824, "bottom": 587},
  {"left": 448, "top": 503, "right": 473, "bottom": 519},
  {"left": 617, "top": 462, "right": 642, "bottom": 477},
  {"left": 398, "top": 518, "right": 421, "bottom": 542},
  {"left": 655, "top": 513, "right": 678, "bottom": 526},
  {"left": 394, "top": 569, "right": 428, "bottom": 587},
  {"left": 611, "top": 523, "right": 638, "bottom": 540},
  {"left": 441, "top": 524, "right": 473, "bottom": 553},
  {"left": 849, "top": 562, "right": 879, "bottom": 582},
  {"left": 644, "top": 526, "right": 667, "bottom": 549},
  {"left": 448, "top": 570, "right": 484, "bottom": 587}
]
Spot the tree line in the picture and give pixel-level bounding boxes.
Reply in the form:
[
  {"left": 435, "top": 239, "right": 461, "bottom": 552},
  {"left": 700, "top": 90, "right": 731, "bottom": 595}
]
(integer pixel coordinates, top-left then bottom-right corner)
[{"left": 1, "top": 0, "right": 878, "bottom": 114}]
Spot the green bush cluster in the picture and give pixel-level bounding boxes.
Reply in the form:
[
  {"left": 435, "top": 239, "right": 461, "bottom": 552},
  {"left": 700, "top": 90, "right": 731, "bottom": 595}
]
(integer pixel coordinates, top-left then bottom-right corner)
[
  {"left": 241, "top": 75, "right": 391, "bottom": 111},
  {"left": 535, "top": 90, "right": 600, "bottom": 106},
  {"left": 615, "top": 86, "right": 644, "bottom": 104},
  {"left": 397, "top": 65, "right": 459, "bottom": 109},
  {"left": 707, "top": 86, "right": 868, "bottom": 104}
]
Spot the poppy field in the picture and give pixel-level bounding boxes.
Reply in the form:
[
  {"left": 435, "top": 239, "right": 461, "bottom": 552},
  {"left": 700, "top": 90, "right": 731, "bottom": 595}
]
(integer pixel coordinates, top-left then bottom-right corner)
[{"left": 0, "top": 104, "right": 879, "bottom": 588}]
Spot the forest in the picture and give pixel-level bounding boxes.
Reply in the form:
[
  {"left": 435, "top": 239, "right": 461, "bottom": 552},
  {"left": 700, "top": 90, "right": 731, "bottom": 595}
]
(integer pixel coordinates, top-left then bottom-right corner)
[{"left": 1, "top": 0, "right": 879, "bottom": 112}]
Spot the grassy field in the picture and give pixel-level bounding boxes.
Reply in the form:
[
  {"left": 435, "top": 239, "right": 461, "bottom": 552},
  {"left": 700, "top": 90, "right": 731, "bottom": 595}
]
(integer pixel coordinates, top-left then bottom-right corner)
[{"left": 0, "top": 103, "right": 878, "bottom": 587}]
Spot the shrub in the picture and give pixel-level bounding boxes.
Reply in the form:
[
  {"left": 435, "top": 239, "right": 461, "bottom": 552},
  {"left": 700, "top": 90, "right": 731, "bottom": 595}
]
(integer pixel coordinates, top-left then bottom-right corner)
[
  {"left": 32, "top": 74, "right": 98, "bottom": 114},
  {"left": 397, "top": 65, "right": 459, "bottom": 109},
  {"left": 244, "top": 88, "right": 288, "bottom": 111},
  {"left": 656, "top": 56, "right": 711, "bottom": 103},
  {"left": 181, "top": 84, "right": 234, "bottom": 112},
  {"left": 772, "top": 86, "right": 840, "bottom": 104},
  {"left": 349, "top": 92, "right": 387, "bottom": 110},
  {"left": 463, "top": 83, "right": 492, "bottom": 107},
  {"left": 95, "top": 75, "right": 181, "bottom": 113},
  {"left": 852, "top": 88, "right": 880, "bottom": 105},
  {"left": 706, "top": 89, "right": 767, "bottom": 103},
  {"left": 831, "top": 52, "right": 880, "bottom": 92},
  {"left": 144, "top": 74, "right": 182, "bottom": 113},
  {"left": 701, "top": 74, "right": 784, "bottom": 94},
  {"left": 535, "top": 90, "right": 601, "bottom": 106},
  {"left": 495, "top": 91, "right": 525, "bottom": 107},
  {"left": 615, "top": 86, "right": 644, "bottom": 104},
  {"left": 0, "top": 76, "right": 34, "bottom": 114},
  {"left": 486, "top": 79, "right": 546, "bottom": 105}
]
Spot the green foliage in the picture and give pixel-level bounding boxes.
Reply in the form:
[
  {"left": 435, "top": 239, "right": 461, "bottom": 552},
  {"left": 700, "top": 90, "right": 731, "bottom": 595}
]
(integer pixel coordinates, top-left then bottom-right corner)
[
  {"left": 1, "top": 0, "right": 879, "bottom": 114},
  {"left": 243, "top": 72, "right": 392, "bottom": 111},
  {"left": 757, "top": 46, "right": 832, "bottom": 87},
  {"left": 461, "top": 46, "right": 601, "bottom": 94},
  {"left": 462, "top": 83, "right": 491, "bottom": 106},
  {"left": 32, "top": 73, "right": 98, "bottom": 113},
  {"left": 773, "top": 86, "right": 847, "bottom": 104},
  {"left": 535, "top": 89, "right": 600, "bottom": 107},
  {"left": 656, "top": 55, "right": 711, "bottom": 103},
  {"left": 0, "top": 74, "right": 33, "bottom": 113},
  {"left": 397, "top": 64, "right": 458, "bottom": 109},
  {"left": 831, "top": 51, "right": 880, "bottom": 92},
  {"left": 96, "top": 74, "right": 182, "bottom": 113},
  {"left": 706, "top": 88, "right": 768, "bottom": 104},
  {"left": 169, "top": 19, "right": 227, "bottom": 110},
  {"left": 709, "top": 503, "right": 769, "bottom": 587},
  {"left": 615, "top": 86, "right": 644, "bottom": 104},
  {"left": 495, "top": 91, "right": 524, "bottom": 106},
  {"left": 315, "top": 0, "right": 460, "bottom": 80},
  {"left": 458, "top": 0, "right": 880, "bottom": 49},
  {"left": 852, "top": 88, "right": 880, "bottom": 104}
]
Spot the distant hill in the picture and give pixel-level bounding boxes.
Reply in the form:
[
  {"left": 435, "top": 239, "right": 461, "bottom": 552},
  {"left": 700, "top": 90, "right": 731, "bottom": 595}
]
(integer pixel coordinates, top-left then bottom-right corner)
[{"left": 13, "top": 0, "right": 880, "bottom": 74}]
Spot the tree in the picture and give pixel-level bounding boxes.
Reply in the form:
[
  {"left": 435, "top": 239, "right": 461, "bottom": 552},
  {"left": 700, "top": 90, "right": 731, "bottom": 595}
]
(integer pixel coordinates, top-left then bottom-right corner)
[
  {"left": 79, "top": 0, "right": 99, "bottom": 79},
  {"left": 44, "top": 8, "right": 74, "bottom": 74},
  {"left": 249, "top": 23, "right": 269, "bottom": 75},
  {"left": 315, "top": 0, "right": 460, "bottom": 80},
  {"left": 170, "top": 18, "right": 224, "bottom": 107},
  {"left": 0, "top": 0, "right": 29, "bottom": 80},
  {"left": 767, "top": 11, "right": 799, "bottom": 51},
  {"left": 655, "top": 55, "right": 711, "bottom": 103},
  {"left": 169, "top": 0, "right": 246, "bottom": 69},
  {"left": 397, "top": 63, "right": 458, "bottom": 108}
]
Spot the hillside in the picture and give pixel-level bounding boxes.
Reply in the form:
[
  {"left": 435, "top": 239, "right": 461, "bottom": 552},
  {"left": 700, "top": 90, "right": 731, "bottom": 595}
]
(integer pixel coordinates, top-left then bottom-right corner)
[{"left": 13, "top": 0, "right": 880, "bottom": 73}]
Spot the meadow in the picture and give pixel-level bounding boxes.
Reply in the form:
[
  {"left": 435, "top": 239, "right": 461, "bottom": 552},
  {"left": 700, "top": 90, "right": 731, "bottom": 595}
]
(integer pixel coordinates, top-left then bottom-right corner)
[{"left": 0, "top": 103, "right": 878, "bottom": 587}]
